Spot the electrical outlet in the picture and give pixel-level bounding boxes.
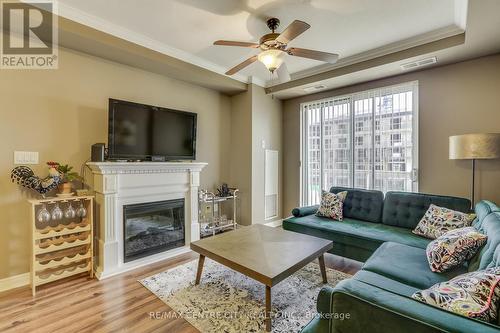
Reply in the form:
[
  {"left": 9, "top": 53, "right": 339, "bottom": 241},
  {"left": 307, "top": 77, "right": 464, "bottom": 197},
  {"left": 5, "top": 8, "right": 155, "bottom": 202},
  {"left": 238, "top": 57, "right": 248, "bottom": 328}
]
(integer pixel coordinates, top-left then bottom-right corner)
[
  {"left": 14, "top": 151, "right": 39, "bottom": 164},
  {"left": 261, "top": 140, "right": 266, "bottom": 149}
]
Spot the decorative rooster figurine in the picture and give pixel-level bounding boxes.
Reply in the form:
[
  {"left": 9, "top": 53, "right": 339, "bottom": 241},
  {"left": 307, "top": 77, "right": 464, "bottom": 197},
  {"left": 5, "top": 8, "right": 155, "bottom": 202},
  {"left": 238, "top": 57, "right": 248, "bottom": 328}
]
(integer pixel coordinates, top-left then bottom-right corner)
[{"left": 11, "top": 161, "right": 61, "bottom": 197}]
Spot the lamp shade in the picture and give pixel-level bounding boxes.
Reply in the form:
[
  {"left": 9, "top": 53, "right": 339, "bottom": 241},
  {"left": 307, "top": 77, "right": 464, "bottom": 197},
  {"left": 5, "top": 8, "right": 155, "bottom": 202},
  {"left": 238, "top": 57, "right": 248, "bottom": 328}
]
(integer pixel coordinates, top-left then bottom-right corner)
[
  {"left": 449, "top": 133, "right": 500, "bottom": 160},
  {"left": 258, "top": 49, "right": 285, "bottom": 73}
]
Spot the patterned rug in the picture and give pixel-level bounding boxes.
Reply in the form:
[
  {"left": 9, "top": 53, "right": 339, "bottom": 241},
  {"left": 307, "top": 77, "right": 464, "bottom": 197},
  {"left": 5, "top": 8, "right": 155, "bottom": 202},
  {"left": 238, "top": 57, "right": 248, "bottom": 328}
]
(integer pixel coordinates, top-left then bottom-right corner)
[{"left": 140, "top": 258, "right": 350, "bottom": 333}]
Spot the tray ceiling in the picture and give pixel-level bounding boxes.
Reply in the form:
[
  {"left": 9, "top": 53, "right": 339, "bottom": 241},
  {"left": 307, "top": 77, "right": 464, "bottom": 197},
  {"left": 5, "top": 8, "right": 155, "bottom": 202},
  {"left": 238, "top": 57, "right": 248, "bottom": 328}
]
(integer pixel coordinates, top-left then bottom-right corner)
[{"left": 57, "top": 0, "right": 465, "bottom": 86}]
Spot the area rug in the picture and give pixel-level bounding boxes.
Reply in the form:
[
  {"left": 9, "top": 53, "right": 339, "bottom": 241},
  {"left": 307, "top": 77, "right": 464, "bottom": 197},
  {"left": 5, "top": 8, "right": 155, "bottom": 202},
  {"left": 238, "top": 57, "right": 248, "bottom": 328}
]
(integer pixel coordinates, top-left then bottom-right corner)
[{"left": 140, "top": 258, "right": 351, "bottom": 333}]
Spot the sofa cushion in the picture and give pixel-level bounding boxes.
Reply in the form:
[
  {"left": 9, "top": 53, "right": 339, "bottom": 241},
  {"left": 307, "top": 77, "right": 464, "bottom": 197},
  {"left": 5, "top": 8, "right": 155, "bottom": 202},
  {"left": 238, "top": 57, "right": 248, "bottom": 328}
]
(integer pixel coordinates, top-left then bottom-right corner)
[
  {"left": 362, "top": 242, "right": 467, "bottom": 289},
  {"left": 382, "top": 191, "right": 471, "bottom": 229},
  {"left": 282, "top": 215, "right": 430, "bottom": 252},
  {"left": 318, "top": 279, "right": 500, "bottom": 333},
  {"left": 426, "top": 227, "right": 487, "bottom": 273},
  {"left": 413, "top": 204, "right": 476, "bottom": 239},
  {"left": 469, "top": 211, "right": 500, "bottom": 271},
  {"left": 330, "top": 187, "right": 384, "bottom": 223},
  {"left": 352, "top": 270, "right": 419, "bottom": 297},
  {"left": 412, "top": 267, "right": 500, "bottom": 323},
  {"left": 474, "top": 200, "right": 500, "bottom": 232}
]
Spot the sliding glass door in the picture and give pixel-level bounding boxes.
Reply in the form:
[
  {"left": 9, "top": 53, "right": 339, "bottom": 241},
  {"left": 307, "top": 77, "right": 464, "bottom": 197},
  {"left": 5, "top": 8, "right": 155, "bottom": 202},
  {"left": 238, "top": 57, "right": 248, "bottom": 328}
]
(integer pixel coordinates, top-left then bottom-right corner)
[{"left": 301, "top": 81, "right": 418, "bottom": 206}]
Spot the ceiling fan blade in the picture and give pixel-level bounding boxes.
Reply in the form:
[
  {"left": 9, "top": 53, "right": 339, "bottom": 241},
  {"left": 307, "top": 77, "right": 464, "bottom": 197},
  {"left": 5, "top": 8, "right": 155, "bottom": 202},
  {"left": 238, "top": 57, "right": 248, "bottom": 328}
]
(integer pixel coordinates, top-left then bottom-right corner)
[
  {"left": 214, "top": 40, "right": 260, "bottom": 48},
  {"left": 225, "top": 55, "right": 258, "bottom": 75},
  {"left": 287, "top": 47, "right": 339, "bottom": 63},
  {"left": 276, "top": 20, "right": 310, "bottom": 44},
  {"left": 276, "top": 62, "right": 291, "bottom": 83}
]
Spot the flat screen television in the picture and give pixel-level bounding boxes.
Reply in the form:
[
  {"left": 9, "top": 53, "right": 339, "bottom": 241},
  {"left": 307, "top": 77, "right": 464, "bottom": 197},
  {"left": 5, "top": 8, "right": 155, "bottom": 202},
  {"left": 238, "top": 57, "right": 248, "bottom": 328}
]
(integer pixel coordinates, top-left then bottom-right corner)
[{"left": 108, "top": 99, "right": 197, "bottom": 161}]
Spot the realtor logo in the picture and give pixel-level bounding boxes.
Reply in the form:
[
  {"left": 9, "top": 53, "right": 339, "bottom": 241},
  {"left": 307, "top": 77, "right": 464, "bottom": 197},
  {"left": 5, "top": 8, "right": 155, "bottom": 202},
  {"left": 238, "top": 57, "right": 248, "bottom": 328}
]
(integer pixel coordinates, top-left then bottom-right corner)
[{"left": 1, "top": 0, "right": 58, "bottom": 69}]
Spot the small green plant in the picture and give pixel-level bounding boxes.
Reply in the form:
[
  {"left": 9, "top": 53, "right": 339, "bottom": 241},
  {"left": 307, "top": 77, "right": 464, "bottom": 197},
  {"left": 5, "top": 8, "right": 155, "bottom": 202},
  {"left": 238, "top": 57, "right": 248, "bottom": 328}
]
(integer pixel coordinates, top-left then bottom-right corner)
[{"left": 56, "top": 164, "right": 82, "bottom": 183}]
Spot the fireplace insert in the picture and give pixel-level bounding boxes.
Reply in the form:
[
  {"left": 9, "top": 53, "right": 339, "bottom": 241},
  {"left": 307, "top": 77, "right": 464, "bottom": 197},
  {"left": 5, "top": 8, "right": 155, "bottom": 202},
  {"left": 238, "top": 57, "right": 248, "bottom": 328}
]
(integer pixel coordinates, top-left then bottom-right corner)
[{"left": 123, "top": 199, "right": 185, "bottom": 262}]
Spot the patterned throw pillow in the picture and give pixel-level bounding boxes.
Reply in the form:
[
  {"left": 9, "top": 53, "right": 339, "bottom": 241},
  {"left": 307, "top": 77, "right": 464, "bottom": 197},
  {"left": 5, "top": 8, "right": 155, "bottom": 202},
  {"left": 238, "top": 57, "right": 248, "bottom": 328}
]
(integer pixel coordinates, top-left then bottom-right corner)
[
  {"left": 426, "top": 227, "right": 487, "bottom": 272},
  {"left": 412, "top": 267, "right": 500, "bottom": 323},
  {"left": 412, "top": 204, "right": 475, "bottom": 239},
  {"left": 316, "top": 191, "right": 348, "bottom": 221}
]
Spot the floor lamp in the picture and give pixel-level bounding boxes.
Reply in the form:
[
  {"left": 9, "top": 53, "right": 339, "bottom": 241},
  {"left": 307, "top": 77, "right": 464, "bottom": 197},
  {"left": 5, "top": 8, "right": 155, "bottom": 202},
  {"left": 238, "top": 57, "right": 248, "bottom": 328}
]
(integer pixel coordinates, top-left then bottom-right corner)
[{"left": 449, "top": 133, "right": 500, "bottom": 208}]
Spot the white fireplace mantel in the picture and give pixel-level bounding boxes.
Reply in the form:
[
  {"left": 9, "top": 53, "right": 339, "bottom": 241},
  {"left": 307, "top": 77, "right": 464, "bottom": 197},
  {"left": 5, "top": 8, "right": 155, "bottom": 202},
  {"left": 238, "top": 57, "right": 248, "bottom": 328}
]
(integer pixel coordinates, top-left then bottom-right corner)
[{"left": 87, "top": 161, "right": 207, "bottom": 279}]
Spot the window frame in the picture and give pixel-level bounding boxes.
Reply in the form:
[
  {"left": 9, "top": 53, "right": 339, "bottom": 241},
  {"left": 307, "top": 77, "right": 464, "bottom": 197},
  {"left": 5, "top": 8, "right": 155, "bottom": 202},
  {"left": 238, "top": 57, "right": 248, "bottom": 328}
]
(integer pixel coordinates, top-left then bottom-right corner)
[{"left": 299, "top": 81, "right": 419, "bottom": 206}]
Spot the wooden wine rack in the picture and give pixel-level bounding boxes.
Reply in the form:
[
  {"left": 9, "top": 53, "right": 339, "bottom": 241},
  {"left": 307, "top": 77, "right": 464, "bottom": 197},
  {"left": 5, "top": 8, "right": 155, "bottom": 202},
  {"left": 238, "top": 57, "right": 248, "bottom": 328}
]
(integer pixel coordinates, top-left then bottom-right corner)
[{"left": 29, "top": 195, "right": 94, "bottom": 296}]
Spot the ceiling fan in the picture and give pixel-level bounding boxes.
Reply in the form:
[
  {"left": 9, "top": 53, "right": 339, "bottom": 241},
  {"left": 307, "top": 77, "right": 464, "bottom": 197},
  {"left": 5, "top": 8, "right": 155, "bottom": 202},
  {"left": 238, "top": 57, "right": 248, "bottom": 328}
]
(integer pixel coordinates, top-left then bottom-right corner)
[{"left": 213, "top": 17, "right": 339, "bottom": 82}]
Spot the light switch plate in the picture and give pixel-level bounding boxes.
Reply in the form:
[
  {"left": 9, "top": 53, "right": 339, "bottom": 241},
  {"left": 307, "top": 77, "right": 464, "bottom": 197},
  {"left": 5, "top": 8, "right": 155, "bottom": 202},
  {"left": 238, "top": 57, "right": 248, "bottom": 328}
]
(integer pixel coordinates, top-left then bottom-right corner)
[{"left": 14, "top": 151, "right": 39, "bottom": 164}]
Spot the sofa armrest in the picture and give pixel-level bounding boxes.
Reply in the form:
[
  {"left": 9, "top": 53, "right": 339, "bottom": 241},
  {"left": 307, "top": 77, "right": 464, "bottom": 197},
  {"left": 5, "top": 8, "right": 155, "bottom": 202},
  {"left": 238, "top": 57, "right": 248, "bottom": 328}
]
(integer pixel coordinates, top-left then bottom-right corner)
[
  {"left": 316, "top": 286, "right": 335, "bottom": 314},
  {"left": 292, "top": 205, "right": 319, "bottom": 217},
  {"left": 310, "top": 279, "right": 499, "bottom": 333}
]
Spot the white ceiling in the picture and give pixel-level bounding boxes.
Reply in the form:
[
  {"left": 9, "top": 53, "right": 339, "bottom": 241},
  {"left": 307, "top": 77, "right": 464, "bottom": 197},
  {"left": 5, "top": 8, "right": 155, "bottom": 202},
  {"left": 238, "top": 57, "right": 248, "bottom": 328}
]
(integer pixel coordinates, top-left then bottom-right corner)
[
  {"left": 56, "top": 0, "right": 465, "bottom": 86},
  {"left": 271, "top": 0, "right": 500, "bottom": 98}
]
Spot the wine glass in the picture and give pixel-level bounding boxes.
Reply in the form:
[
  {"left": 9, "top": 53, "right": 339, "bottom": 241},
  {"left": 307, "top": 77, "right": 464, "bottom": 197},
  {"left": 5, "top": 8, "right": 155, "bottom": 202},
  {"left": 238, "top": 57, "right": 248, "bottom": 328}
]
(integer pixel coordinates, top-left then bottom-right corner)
[
  {"left": 37, "top": 204, "right": 51, "bottom": 223},
  {"left": 51, "top": 203, "right": 63, "bottom": 220},
  {"left": 64, "top": 202, "right": 76, "bottom": 219},
  {"left": 76, "top": 200, "right": 87, "bottom": 218}
]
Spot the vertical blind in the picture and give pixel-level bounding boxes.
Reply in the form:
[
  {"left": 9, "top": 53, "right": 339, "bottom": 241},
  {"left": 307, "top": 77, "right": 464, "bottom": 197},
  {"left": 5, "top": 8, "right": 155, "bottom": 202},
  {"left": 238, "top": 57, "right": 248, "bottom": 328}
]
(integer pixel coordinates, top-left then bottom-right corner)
[{"left": 301, "top": 81, "right": 418, "bottom": 206}]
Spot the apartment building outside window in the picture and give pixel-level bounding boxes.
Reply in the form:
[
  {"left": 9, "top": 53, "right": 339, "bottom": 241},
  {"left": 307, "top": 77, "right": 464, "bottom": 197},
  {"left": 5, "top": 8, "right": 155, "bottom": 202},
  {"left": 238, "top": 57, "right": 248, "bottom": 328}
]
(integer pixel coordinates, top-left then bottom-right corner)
[{"left": 300, "top": 81, "right": 419, "bottom": 205}]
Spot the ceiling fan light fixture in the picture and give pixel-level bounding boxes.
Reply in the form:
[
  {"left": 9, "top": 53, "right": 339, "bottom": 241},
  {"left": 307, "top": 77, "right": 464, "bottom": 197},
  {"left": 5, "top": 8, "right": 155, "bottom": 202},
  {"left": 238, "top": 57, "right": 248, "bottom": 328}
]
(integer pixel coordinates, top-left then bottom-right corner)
[
  {"left": 258, "top": 49, "right": 285, "bottom": 73},
  {"left": 215, "top": 18, "right": 338, "bottom": 77}
]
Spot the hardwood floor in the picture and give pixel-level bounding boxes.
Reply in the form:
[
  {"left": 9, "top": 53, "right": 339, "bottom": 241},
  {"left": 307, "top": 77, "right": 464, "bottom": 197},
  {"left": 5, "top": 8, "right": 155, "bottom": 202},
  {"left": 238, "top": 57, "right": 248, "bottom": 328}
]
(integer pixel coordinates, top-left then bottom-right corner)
[{"left": 0, "top": 252, "right": 361, "bottom": 333}]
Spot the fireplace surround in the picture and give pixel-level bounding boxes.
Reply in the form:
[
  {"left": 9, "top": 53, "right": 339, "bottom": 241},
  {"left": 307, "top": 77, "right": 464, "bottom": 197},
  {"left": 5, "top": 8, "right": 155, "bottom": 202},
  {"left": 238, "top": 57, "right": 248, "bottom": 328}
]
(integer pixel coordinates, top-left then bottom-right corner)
[{"left": 87, "top": 161, "right": 207, "bottom": 279}]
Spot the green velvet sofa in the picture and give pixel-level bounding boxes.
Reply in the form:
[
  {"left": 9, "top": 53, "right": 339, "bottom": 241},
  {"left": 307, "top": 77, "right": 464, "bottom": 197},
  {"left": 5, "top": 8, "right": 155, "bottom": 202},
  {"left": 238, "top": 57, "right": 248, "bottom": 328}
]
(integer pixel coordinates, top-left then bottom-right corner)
[{"left": 283, "top": 188, "right": 500, "bottom": 333}]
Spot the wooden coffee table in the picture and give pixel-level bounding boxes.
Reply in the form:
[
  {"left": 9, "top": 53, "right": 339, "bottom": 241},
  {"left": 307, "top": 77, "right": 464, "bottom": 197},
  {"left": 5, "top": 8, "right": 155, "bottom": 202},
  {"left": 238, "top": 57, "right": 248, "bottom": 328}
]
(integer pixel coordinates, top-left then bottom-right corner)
[{"left": 190, "top": 224, "right": 333, "bottom": 332}]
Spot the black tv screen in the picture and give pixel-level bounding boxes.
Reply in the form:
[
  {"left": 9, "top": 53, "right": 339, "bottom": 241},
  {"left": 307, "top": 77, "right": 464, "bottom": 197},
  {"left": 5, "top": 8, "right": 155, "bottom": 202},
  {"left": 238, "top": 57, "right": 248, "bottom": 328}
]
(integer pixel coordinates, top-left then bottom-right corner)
[{"left": 108, "top": 99, "right": 197, "bottom": 160}]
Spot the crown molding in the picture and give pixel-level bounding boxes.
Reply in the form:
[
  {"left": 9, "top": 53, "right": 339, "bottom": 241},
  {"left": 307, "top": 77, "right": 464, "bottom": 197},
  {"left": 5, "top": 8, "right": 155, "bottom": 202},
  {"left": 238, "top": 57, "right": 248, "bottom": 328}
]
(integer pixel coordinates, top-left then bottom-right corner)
[
  {"left": 284, "top": 0, "right": 468, "bottom": 83},
  {"left": 266, "top": 31, "right": 466, "bottom": 95},
  {"left": 289, "top": 24, "right": 465, "bottom": 82},
  {"left": 36, "top": 1, "right": 468, "bottom": 90},
  {"left": 56, "top": 2, "right": 260, "bottom": 87}
]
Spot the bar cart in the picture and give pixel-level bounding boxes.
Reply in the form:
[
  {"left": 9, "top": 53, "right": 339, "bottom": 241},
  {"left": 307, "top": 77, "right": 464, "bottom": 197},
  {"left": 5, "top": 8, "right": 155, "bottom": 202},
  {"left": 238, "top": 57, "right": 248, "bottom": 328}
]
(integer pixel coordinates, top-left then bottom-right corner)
[{"left": 198, "top": 188, "right": 239, "bottom": 237}]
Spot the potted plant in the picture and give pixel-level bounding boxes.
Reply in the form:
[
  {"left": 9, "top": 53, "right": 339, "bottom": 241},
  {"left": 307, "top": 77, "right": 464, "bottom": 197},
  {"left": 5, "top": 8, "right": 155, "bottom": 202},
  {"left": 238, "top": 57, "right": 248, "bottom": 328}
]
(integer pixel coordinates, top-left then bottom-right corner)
[{"left": 56, "top": 163, "right": 81, "bottom": 194}]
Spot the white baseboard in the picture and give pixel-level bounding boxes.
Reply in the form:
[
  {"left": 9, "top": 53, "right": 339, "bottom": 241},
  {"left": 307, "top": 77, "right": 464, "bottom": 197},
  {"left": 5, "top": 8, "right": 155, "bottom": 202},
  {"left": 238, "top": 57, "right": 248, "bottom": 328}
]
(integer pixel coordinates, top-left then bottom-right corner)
[
  {"left": 0, "top": 273, "right": 29, "bottom": 293},
  {"left": 264, "top": 219, "right": 283, "bottom": 227}
]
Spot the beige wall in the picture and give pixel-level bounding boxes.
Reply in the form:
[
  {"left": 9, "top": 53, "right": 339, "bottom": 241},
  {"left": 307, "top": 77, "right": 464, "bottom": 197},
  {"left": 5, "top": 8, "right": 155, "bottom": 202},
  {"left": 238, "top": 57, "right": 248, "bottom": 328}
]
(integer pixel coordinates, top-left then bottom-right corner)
[
  {"left": 229, "top": 85, "right": 283, "bottom": 225},
  {"left": 283, "top": 54, "right": 500, "bottom": 215},
  {"left": 229, "top": 89, "right": 253, "bottom": 225},
  {"left": 0, "top": 47, "right": 232, "bottom": 279},
  {"left": 251, "top": 85, "right": 283, "bottom": 224}
]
